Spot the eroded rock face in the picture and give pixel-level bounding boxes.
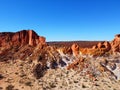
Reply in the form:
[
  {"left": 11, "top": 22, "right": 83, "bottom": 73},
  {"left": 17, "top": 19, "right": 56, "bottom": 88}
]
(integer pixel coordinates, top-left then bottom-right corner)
[
  {"left": 104, "top": 41, "right": 111, "bottom": 51},
  {"left": 90, "top": 41, "right": 111, "bottom": 56},
  {"left": 71, "top": 44, "right": 80, "bottom": 56},
  {"left": 111, "top": 34, "right": 120, "bottom": 52},
  {"left": 57, "top": 47, "right": 72, "bottom": 55},
  {"left": 39, "top": 36, "right": 46, "bottom": 44},
  {"left": 67, "top": 57, "right": 86, "bottom": 70},
  {"left": 92, "top": 41, "right": 111, "bottom": 51},
  {"left": 0, "top": 30, "right": 46, "bottom": 48},
  {"left": 91, "top": 34, "right": 120, "bottom": 54}
]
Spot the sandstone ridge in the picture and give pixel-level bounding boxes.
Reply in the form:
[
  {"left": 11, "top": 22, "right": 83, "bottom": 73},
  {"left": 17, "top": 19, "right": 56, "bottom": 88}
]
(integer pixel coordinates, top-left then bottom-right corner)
[{"left": 0, "top": 30, "right": 46, "bottom": 48}]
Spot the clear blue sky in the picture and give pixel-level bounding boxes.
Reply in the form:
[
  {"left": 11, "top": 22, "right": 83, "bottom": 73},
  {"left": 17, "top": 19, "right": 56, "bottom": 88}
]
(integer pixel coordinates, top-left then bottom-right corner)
[{"left": 0, "top": 0, "right": 120, "bottom": 41}]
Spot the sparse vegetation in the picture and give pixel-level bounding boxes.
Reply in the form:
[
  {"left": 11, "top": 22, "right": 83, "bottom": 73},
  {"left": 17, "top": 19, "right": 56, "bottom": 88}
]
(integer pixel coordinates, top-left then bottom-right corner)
[
  {"left": 0, "top": 87, "right": 3, "bottom": 89},
  {"left": 6, "top": 85, "right": 14, "bottom": 90},
  {"left": 82, "top": 84, "right": 86, "bottom": 88},
  {"left": 33, "top": 64, "right": 47, "bottom": 79},
  {"left": 49, "top": 83, "right": 56, "bottom": 88},
  {"left": 0, "top": 74, "right": 4, "bottom": 80},
  {"left": 25, "top": 81, "right": 32, "bottom": 86}
]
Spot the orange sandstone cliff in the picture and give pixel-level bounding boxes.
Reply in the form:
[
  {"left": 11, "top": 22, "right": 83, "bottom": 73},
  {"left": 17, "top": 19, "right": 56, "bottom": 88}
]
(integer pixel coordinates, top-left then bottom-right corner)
[{"left": 0, "top": 30, "right": 46, "bottom": 48}]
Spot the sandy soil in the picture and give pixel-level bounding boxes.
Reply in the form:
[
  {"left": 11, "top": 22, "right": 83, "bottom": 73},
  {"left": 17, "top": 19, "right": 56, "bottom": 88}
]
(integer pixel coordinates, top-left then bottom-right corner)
[{"left": 0, "top": 58, "right": 120, "bottom": 90}]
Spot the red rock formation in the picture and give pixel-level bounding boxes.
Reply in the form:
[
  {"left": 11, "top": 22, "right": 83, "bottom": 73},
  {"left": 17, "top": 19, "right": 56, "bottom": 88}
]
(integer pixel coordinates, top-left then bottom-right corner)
[
  {"left": 92, "top": 45, "right": 98, "bottom": 49},
  {"left": 29, "top": 30, "right": 33, "bottom": 46},
  {"left": 67, "top": 57, "right": 86, "bottom": 70},
  {"left": 87, "top": 41, "right": 111, "bottom": 56},
  {"left": 71, "top": 43, "right": 79, "bottom": 56},
  {"left": 97, "top": 42, "right": 104, "bottom": 48},
  {"left": 104, "top": 41, "right": 111, "bottom": 51},
  {"left": 0, "top": 30, "right": 46, "bottom": 48},
  {"left": 92, "top": 41, "right": 111, "bottom": 52},
  {"left": 111, "top": 34, "right": 120, "bottom": 52},
  {"left": 39, "top": 36, "right": 46, "bottom": 45}
]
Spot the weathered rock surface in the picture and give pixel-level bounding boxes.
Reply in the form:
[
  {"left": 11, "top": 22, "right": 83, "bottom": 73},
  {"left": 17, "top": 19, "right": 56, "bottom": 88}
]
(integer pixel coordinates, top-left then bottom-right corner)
[
  {"left": 71, "top": 43, "right": 80, "bottom": 56},
  {"left": 92, "top": 41, "right": 111, "bottom": 51},
  {"left": 91, "top": 34, "right": 120, "bottom": 54},
  {"left": 111, "top": 34, "right": 120, "bottom": 52},
  {"left": 0, "top": 30, "right": 46, "bottom": 48},
  {"left": 88, "top": 41, "right": 112, "bottom": 56}
]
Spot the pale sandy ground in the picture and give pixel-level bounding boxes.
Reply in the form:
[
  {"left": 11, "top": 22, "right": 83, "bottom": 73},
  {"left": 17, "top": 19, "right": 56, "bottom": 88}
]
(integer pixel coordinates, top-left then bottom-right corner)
[{"left": 0, "top": 59, "right": 120, "bottom": 90}]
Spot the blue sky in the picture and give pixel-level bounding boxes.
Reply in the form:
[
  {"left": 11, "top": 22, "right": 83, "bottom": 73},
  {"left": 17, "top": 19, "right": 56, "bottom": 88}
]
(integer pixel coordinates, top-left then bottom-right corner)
[{"left": 0, "top": 0, "right": 120, "bottom": 41}]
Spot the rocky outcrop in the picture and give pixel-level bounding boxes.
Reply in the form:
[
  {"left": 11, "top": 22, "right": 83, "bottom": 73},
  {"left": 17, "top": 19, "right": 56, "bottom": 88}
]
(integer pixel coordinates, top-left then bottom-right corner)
[
  {"left": 92, "top": 41, "right": 111, "bottom": 52},
  {"left": 57, "top": 47, "right": 72, "bottom": 55},
  {"left": 39, "top": 36, "right": 46, "bottom": 45},
  {"left": 67, "top": 57, "right": 86, "bottom": 70},
  {"left": 91, "top": 34, "right": 120, "bottom": 55},
  {"left": 89, "top": 41, "right": 111, "bottom": 56},
  {"left": 111, "top": 34, "right": 120, "bottom": 52},
  {"left": 71, "top": 44, "right": 80, "bottom": 56},
  {"left": 0, "top": 30, "right": 46, "bottom": 48}
]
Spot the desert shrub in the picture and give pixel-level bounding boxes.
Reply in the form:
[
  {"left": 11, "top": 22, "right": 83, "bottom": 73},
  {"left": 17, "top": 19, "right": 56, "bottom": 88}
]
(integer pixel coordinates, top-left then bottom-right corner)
[
  {"left": 82, "top": 84, "right": 86, "bottom": 88},
  {"left": 33, "top": 64, "right": 47, "bottom": 79},
  {"left": 25, "top": 81, "right": 32, "bottom": 86},
  {"left": 6, "top": 85, "right": 14, "bottom": 90},
  {"left": 49, "top": 82, "right": 56, "bottom": 88},
  {"left": 0, "top": 74, "right": 4, "bottom": 80},
  {"left": 0, "top": 87, "right": 3, "bottom": 89},
  {"left": 38, "top": 55, "right": 43, "bottom": 62}
]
